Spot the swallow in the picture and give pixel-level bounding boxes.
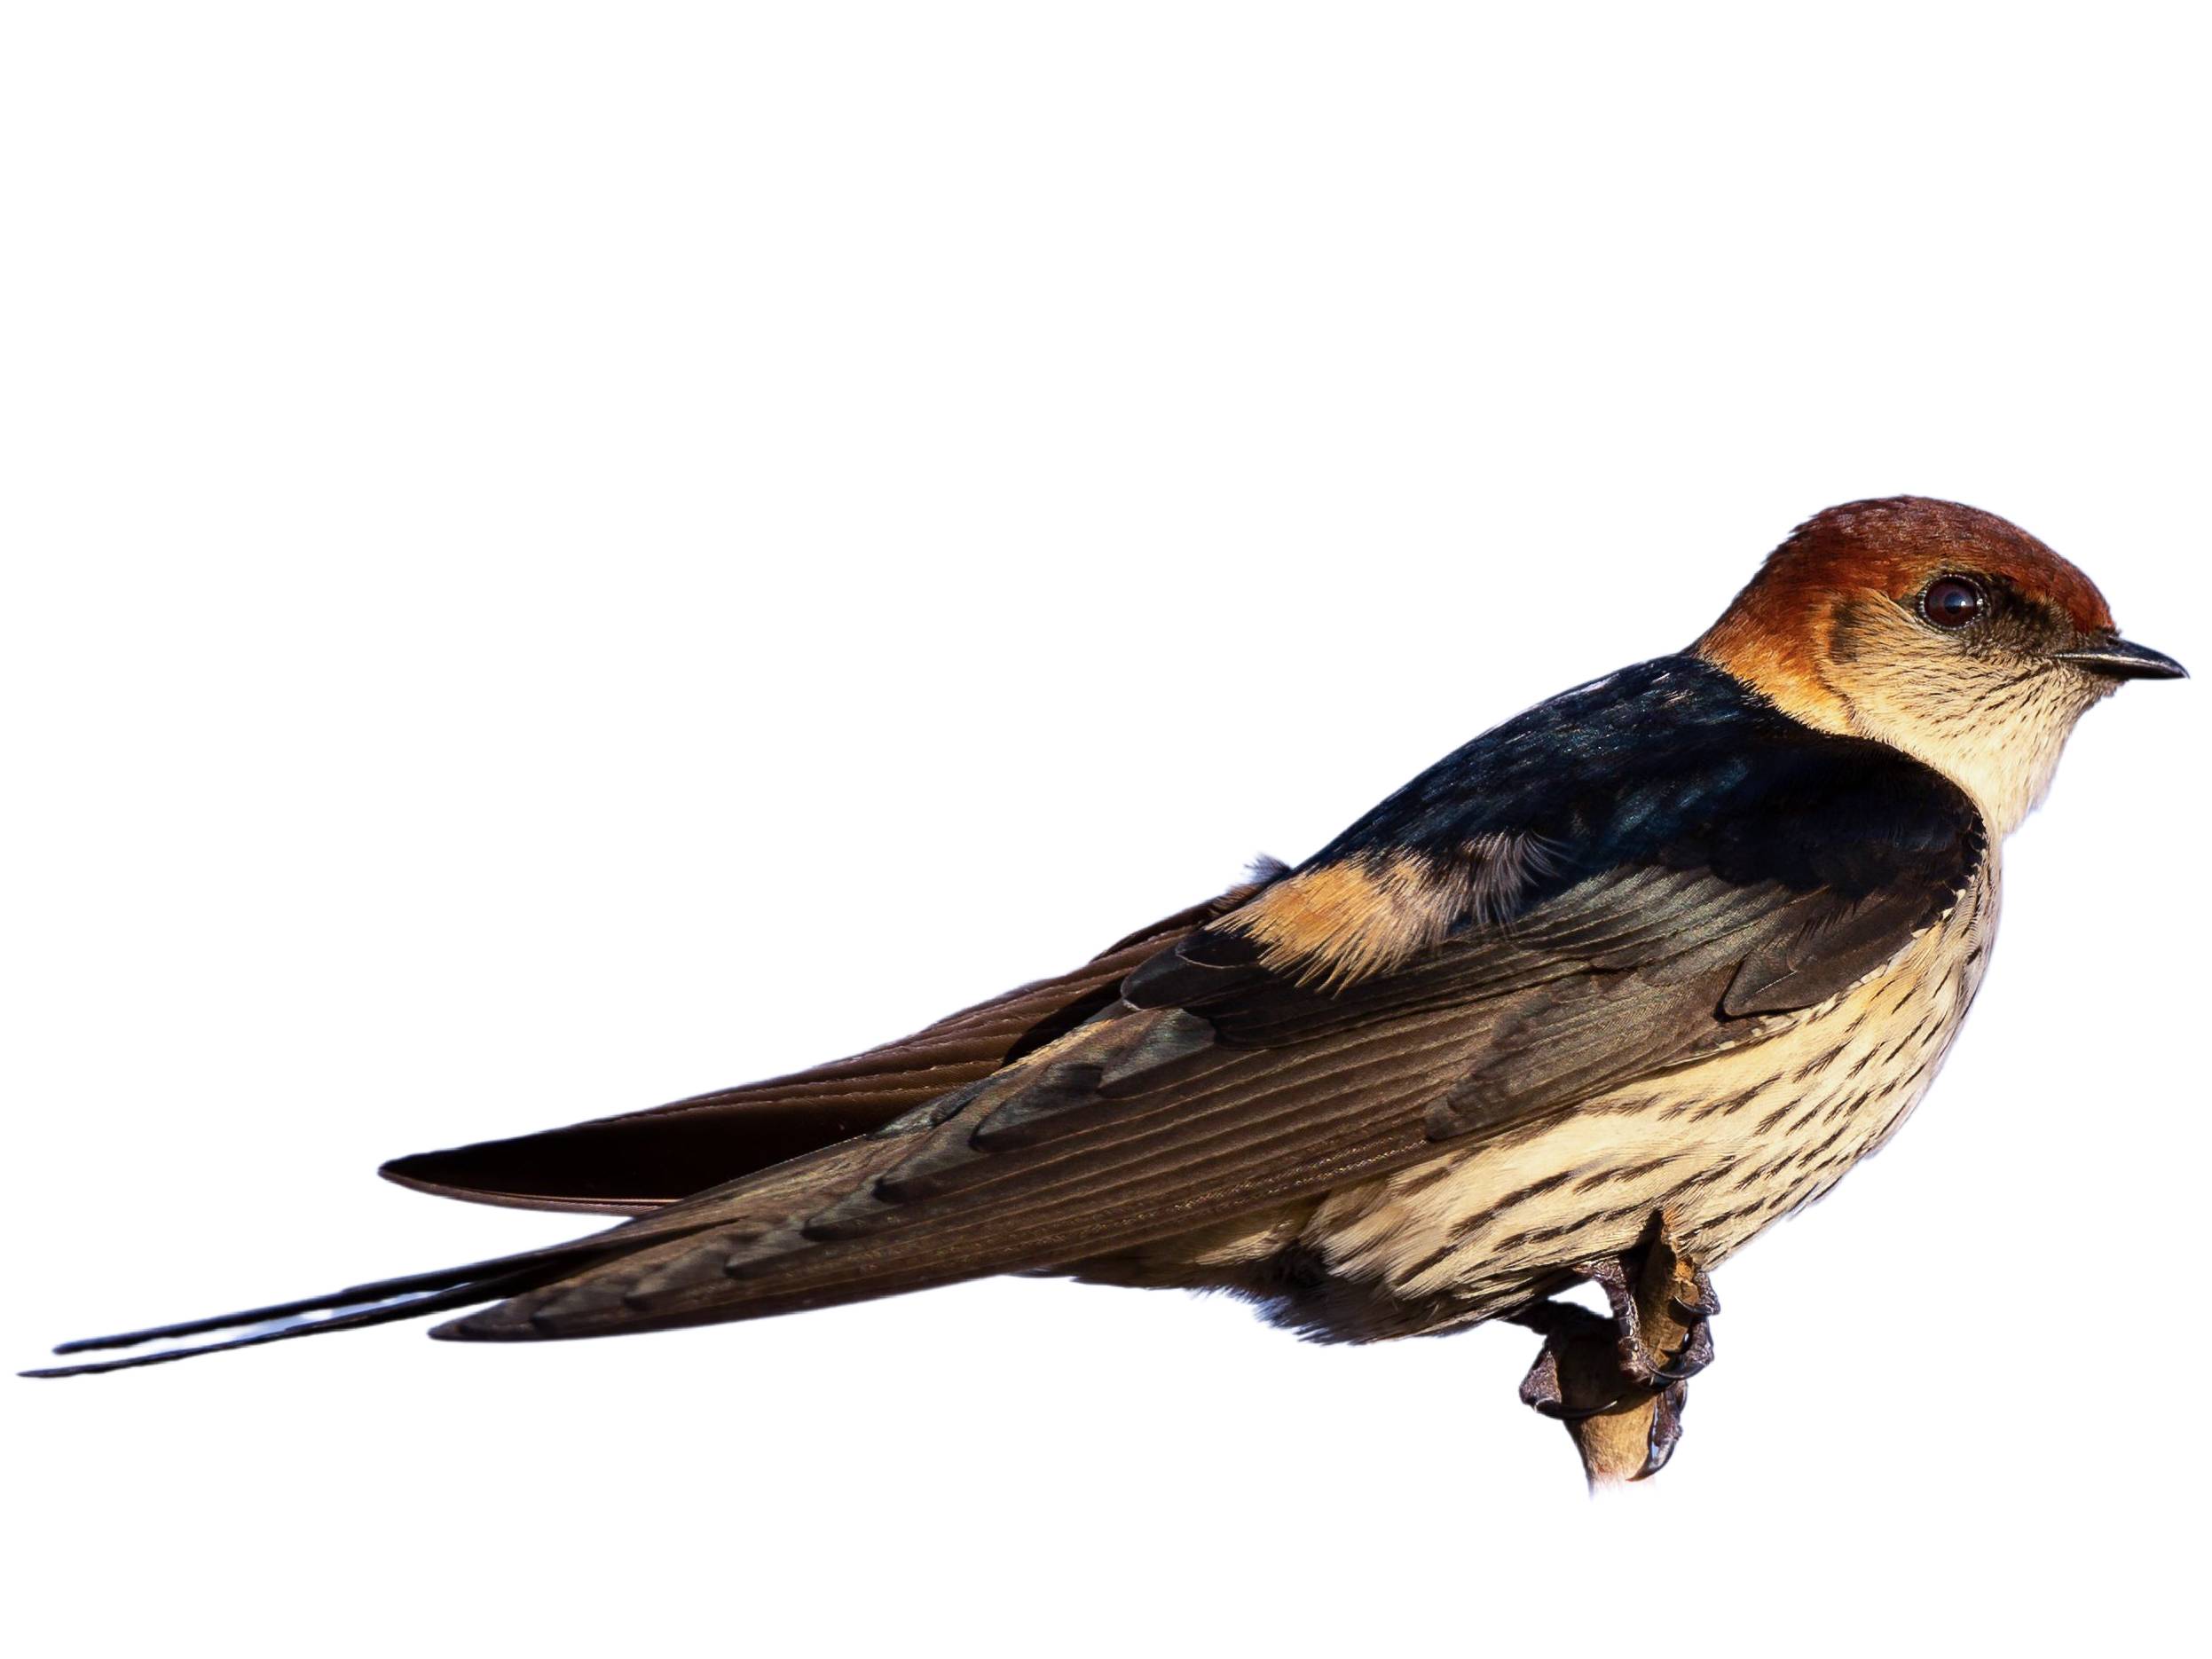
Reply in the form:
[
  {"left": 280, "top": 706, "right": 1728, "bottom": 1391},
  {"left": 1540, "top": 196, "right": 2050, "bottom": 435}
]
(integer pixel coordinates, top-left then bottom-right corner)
[{"left": 28, "top": 498, "right": 2184, "bottom": 1478}]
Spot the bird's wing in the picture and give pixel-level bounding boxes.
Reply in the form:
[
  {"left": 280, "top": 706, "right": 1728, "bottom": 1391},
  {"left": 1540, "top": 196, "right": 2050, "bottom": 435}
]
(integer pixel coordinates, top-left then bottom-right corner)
[
  {"left": 376, "top": 877, "right": 1279, "bottom": 1215},
  {"left": 32, "top": 656, "right": 1984, "bottom": 1373}
]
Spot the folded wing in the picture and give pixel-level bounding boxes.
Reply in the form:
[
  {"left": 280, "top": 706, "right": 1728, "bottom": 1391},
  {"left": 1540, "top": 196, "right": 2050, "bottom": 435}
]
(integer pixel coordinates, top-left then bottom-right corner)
[{"left": 438, "top": 659, "right": 1987, "bottom": 1342}]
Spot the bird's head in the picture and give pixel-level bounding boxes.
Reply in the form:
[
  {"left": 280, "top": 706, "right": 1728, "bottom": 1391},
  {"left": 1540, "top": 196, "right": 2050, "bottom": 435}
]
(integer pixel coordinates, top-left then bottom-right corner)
[{"left": 1697, "top": 496, "right": 2184, "bottom": 837}]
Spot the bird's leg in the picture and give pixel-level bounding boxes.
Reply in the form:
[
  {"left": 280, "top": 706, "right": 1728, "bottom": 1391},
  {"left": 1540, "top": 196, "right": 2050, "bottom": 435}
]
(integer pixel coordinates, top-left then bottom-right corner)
[{"left": 1507, "top": 1214, "right": 1720, "bottom": 1484}]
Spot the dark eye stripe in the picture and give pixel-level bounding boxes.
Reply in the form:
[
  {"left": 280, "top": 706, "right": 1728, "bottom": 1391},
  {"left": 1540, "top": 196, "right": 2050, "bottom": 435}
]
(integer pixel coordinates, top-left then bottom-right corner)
[{"left": 1921, "top": 578, "right": 1983, "bottom": 629}]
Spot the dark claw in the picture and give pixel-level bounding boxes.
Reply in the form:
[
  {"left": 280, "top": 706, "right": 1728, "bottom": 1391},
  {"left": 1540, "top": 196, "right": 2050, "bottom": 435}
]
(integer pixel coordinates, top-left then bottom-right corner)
[
  {"left": 1532, "top": 1397, "right": 1623, "bottom": 1425},
  {"left": 1643, "top": 1315, "right": 1714, "bottom": 1384},
  {"left": 1635, "top": 1381, "right": 1689, "bottom": 1481},
  {"left": 1533, "top": 1393, "right": 1623, "bottom": 1424}
]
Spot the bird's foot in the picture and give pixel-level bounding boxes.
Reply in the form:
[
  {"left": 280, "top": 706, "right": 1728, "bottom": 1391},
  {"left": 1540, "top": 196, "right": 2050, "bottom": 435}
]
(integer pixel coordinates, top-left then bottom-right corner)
[
  {"left": 1515, "top": 1301, "right": 1631, "bottom": 1421},
  {"left": 1507, "top": 1215, "right": 1718, "bottom": 1483},
  {"left": 1578, "top": 1245, "right": 1719, "bottom": 1388}
]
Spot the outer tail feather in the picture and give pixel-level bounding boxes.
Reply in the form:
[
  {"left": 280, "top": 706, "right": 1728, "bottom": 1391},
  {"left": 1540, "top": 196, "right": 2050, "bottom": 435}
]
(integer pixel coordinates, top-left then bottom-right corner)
[
  {"left": 23, "top": 1277, "right": 542, "bottom": 1378},
  {"left": 20, "top": 1199, "right": 755, "bottom": 1378}
]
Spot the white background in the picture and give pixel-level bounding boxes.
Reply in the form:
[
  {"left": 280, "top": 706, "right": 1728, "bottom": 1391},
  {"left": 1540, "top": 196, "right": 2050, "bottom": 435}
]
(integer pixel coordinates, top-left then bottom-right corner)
[{"left": 5, "top": 6, "right": 2207, "bottom": 1655}]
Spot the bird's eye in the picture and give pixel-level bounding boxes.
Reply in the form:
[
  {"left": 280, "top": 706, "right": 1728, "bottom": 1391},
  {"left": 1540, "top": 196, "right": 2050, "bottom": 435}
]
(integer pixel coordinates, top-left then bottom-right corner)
[{"left": 1920, "top": 578, "right": 1984, "bottom": 630}]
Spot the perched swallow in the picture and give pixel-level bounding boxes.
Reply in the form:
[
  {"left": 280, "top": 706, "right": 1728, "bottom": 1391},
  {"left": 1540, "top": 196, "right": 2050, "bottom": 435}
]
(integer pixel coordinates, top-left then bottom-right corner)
[{"left": 28, "top": 498, "right": 2183, "bottom": 1476}]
